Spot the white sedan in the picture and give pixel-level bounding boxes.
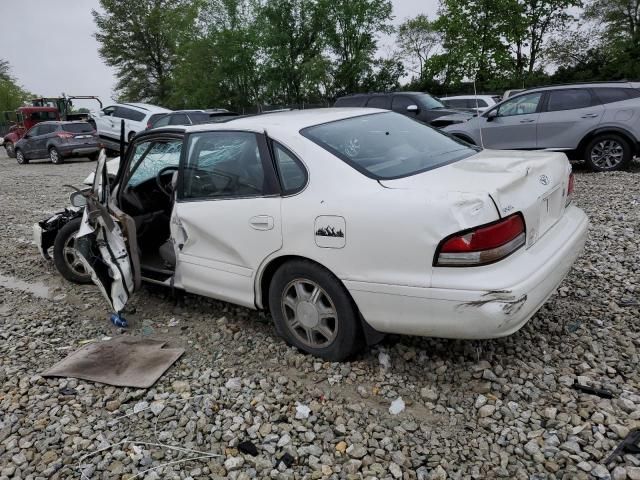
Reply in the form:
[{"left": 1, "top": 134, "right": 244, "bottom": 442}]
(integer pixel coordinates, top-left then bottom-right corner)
[{"left": 63, "top": 109, "right": 588, "bottom": 361}]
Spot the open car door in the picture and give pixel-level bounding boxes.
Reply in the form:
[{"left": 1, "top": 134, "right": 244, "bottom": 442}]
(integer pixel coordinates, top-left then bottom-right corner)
[{"left": 75, "top": 150, "right": 139, "bottom": 313}]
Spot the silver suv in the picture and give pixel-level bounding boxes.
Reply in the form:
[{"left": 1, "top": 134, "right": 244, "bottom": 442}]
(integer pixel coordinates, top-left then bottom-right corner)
[{"left": 443, "top": 82, "right": 640, "bottom": 171}]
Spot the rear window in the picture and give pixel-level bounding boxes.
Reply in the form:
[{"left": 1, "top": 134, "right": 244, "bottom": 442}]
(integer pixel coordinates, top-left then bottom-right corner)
[
  {"left": 593, "top": 87, "right": 640, "bottom": 104},
  {"left": 547, "top": 89, "right": 593, "bottom": 111},
  {"left": 334, "top": 96, "right": 367, "bottom": 107},
  {"left": 63, "top": 123, "right": 94, "bottom": 133},
  {"left": 301, "top": 112, "right": 477, "bottom": 180}
]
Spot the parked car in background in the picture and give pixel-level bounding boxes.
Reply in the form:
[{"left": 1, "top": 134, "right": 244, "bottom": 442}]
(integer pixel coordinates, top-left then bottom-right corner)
[
  {"left": 36, "top": 109, "right": 588, "bottom": 361},
  {"left": 14, "top": 121, "right": 100, "bottom": 165},
  {"left": 503, "top": 89, "right": 525, "bottom": 100},
  {"left": 440, "top": 95, "right": 501, "bottom": 114},
  {"left": 444, "top": 82, "right": 640, "bottom": 171},
  {"left": 148, "top": 109, "right": 239, "bottom": 129},
  {"left": 91, "top": 103, "right": 170, "bottom": 143},
  {"left": 334, "top": 92, "right": 472, "bottom": 128},
  {"left": 2, "top": 106, "right": 60, "bottom": 157}
]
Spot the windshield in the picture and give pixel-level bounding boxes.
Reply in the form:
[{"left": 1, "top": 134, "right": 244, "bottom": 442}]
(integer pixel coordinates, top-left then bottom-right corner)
[
  {"left": 301, "top": 112, "right": 477, "bottom": 180},
  {"left": 416, "top": 93, "right": 446, "bottom": 109}
]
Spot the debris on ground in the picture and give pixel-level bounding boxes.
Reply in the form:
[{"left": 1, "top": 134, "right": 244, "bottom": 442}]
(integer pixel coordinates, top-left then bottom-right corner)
[{"left": 389, "top": 397, "right": 405, "bottom": 415}]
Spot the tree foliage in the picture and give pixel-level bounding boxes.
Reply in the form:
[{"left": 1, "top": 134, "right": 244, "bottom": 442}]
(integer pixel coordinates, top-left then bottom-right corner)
[
  {"left": 396, "top": 15, "right": 440, "bottom": 81},
  {"left": 0, "top": 59, "right": 33, "bottom": 117}
]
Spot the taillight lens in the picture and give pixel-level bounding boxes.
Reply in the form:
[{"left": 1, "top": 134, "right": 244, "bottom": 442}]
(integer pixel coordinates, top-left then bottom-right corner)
[
  {"left": 435, "top": 213, "right": 526, "bottom": 267},
  {"left": 56, "top": 131, "right": 74, "bottom": 139},
  {"left": 566, "top": 172, "right": 574, "bottom": 206}
]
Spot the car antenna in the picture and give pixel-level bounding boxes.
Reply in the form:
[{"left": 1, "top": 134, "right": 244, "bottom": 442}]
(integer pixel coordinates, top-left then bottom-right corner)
[{"left": 473, "top": 76, "right": 485, "bottom": 148}]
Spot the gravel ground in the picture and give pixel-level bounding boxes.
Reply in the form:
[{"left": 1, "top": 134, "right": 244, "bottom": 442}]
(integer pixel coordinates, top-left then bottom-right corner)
[{"left": 0, "top": 150, "right": 639, "bottom": 480}]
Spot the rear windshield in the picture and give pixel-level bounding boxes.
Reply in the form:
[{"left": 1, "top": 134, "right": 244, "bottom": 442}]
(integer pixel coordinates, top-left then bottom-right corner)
[
  {"left": 62, "top": 123, "right": 94, "bottom": 133},
  {"left": 301, "top": 112, "right": 477, "bottom": 180}
]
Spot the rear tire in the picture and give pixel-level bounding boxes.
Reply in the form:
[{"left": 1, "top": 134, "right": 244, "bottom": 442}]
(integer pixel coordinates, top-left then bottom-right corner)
[
  {"left": 584, "top": 134, "right": 632, "bottom": 172},
  {"left": 53, "top": 218, "right": 92, "bottom": 284},
  {"left": 268, "top": 260, "right": 362, "bottom": 361},
  {"left": 49, "top": 147, "right": 64, "bottom": 164},
  {"left": 15, "top": 149, "right": 28, "bottom": 165}
]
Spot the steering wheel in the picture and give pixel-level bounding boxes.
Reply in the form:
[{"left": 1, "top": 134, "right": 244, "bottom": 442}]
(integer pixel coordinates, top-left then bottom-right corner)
[{"left": 156, "top": 165, "right": 179, "bottom": 197}]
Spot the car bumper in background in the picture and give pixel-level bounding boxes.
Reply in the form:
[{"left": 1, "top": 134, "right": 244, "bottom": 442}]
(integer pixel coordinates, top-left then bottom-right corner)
[
  {"left": 345, "top": 206, "right": 589, "bottom": 339},
  {"left": 58, "top": 142, "right": 100, "bottom": 157}
]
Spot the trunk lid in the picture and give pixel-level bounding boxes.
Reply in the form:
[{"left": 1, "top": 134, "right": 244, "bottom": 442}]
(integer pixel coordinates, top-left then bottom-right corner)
[{"left": 380, "top": 149, "right": 572, "bottom": 247}]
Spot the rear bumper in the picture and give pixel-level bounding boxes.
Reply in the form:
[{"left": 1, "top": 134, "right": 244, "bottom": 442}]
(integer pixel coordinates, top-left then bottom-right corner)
[
  {"left": 345, "top": 206, "right": 589, "bottom": 339},
  {"left": 58, "top": 143, "right": 100, "bottom": 157}
]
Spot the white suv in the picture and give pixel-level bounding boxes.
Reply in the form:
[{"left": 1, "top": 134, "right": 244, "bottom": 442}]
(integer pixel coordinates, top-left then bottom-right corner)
[{"left": 91, "top": 103, "right": 171, "bottom": 142}]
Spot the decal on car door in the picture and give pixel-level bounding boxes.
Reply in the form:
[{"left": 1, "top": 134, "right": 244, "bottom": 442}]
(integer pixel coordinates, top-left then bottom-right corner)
[{"left": 315, "top": 216, "right": 346, "bottom": 248}]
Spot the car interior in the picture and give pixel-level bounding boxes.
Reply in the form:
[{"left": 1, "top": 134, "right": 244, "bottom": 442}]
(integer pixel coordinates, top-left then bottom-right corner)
[{"left": 117, "top": 138, "right": 183, "bottom": 281}]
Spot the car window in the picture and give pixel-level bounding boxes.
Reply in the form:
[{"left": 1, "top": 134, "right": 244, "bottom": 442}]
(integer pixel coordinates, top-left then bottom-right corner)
[
  {"left": 103, "top": 106, "right": 116, "bottom": 116},
  {"left": 148, "top": 113, "right": 167, "bottom": 127},
  {"left": 182, "top": 132, "right": 274, "bottom": 199},
  {"left": 546, "top": 89, "right": 593, "bottom": 112},
  {"left": 473, "top": 99, "right": 488, "bottom": 108},
  {"left": 63, "top": 123, "right": 94, "bottom": 133},
  {"left": 498, "top": 93, "right": 542, "bottom": 116},
  {"left": 301, "top": 112, "right": 477, "bottom": 180},
  {"left": 273, "top": 142, "right": 307, "bottom": 194},
  {"left": 366, "top": 96, "right": 391, "bottom": 109},
  {"left": 334, "top": 96, "right": 367, "bottom": 107},
  {"left": 126, "top": 139, "right": 183, "bottom": 188},
  {"left": 152, "top": 115, "right": 171, "bottom": 128},
  {"left": 391, "top": 95, "right": 415, "bottom": 112},
  {"left": 593, "top": 87, "right": 640, "bottom": 104},
  {"left": 28, "top": 125, "right": 41, "bottom": 137},
  {"left": 169, "top": 113, "right": 189, "bottom": 125},
  {"left": 39, "top": 124, "right": 56, "bottom": 135},
  {"left": 444, "top": 99, "right": 466, "bottom": 108}
]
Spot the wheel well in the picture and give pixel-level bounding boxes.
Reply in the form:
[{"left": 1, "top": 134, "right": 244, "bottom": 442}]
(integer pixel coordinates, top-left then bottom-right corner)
[
  {"left": 258, "top": 254, "right": 385, "bottom": 345},
  {"left": 578, "top": 129, "right": 637, "bottom": 158}
]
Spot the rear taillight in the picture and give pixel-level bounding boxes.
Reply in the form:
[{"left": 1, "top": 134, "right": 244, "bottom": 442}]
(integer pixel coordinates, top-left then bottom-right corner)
[
  {"left": 434, "top": 213, "right": 526, "bottom": 267},
  {"left": 566, "top": 172, "right": 574, "bottom": 206},
  {"left": 56, "top": 131, "right": 73, "bottom": 139}
]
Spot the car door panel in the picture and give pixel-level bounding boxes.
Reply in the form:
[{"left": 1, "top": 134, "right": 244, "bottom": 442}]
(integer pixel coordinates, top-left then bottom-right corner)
[
  {"left": 480, "top": 114, "right": 540, "bottom": 149},
  {"left": 172, "top": 197, "right": 282, "bottom": 308},
  {"left": 172, "top": 130, "right": 283, "bottom": 308},
  {"left": 537, "top": 90, "right": 604, "bottom": 150}
]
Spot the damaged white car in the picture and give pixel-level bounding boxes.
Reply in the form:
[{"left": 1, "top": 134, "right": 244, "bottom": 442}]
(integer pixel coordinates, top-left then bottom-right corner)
[{"left": 35, "top": 109, "right": 589, "bottom": 361}]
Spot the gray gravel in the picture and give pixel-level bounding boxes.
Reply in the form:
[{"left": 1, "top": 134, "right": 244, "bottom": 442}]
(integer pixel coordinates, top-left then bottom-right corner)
[{"left": 0, "top": 151, "right": 639, "bottom": 479}]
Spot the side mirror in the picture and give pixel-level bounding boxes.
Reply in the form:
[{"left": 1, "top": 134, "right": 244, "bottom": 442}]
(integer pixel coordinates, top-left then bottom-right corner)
[
  {"left": 486, "top": 109, "right": 498, "bottom": 122},
  {"left": 69, "top": 191, "right": 88, "bottom": 208},
  {"left": 406, "top": 105, "right": 419, "bottom": 113}
]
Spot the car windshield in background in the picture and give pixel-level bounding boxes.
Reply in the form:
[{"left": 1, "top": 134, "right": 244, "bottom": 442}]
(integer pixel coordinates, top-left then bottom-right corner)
[
  {"left": 416, "top": 94, "right": 446, "bottom": 109},
  {"left": 302, "top": 112, "right": 477, "bottom": 180},
  {"left": 63, "top": 123, "right": 94, "bottom": 133}
]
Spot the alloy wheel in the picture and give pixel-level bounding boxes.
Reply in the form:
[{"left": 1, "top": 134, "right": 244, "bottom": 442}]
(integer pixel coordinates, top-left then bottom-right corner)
[
  {"left": 63, "top": 232, "right": 88, "bottom": 279},
  {"left": 16, "top": 151, "right": 25, "bottom": 164},
  {"left": 590, "top": 139, "right": 624, "bottom": 169},
  {"left": 50, "top": 149, "right": 60, "bottom": 164},
  {"left": 281, "top": 278, "right": 338, "bottom": 348},
  {"left": 5, "top": 142, "right": 14, "bottom": 156}
]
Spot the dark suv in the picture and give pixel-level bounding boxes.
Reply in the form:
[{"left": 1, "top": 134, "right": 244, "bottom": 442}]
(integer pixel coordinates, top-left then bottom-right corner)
[
  {"left": 14, "top": 121, "right": 100, "bottom": 165},
  {"left": 334, "top": 92, "right": 472, "bottom": 127}
]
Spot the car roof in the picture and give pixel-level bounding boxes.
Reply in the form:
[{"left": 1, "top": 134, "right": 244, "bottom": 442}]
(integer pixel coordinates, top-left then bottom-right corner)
[
  {"left": 520, "top": 81, "right": 637, "bottom": 94},
  {"left": 443, "top": 95, "right": 497, "bottom": 100},
  {"left": 38, "top": 120, "right": 91, "bottom": 125},
  {"left": 119, "top": 103, "right": 171, "bottom": 113},
  {"left": 182, "top": 108, "right": 383, "bottom": 132}
]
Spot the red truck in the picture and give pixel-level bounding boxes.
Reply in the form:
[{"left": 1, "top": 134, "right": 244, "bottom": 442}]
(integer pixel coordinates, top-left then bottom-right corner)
[{"left": 2, "top": 106, "right": 60, "bottom": 158}]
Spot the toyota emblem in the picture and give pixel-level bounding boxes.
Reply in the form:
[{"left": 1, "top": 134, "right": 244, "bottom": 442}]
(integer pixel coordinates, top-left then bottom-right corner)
[{"left": 539, "top": 174, "right": 550, "bottom": 186}]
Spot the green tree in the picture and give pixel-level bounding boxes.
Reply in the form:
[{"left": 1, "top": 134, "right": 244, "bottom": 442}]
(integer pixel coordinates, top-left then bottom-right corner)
[
  {"left": 0, "top": 59, "right": 11, "bottom": 82},
  {"left": 93, "top": 0, "right": 200, "bottom": 105},
  {"left": 324, "top": 0, "right": 394, "bottom": 95},
  {"left": 508, "top": 0, "right": 581, "bottom": 81},
  {"left": 258, "top": 0, "right": 330, "bottom": 105},
  {"left": 396, "top": 15, "right": 440, "bottom": 81},
  {"left": 0, "top": 60, "right": 32, "bottom": 116}
]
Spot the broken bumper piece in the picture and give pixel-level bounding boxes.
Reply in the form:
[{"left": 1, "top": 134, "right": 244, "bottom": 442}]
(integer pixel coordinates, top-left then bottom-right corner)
[{"left": 33, "top": 208, "right": 83, "bottom": 260}]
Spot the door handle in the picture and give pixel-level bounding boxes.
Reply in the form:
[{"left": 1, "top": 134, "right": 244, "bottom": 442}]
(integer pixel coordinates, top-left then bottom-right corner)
[
  {"left": 581, "top": 113, "right": 599, "bottom": 118},
  {"left": 519, "top": 119, "right": 535, "bottom": 123},
  {"left": 249, "top": 215, "right": 274, "bottom": 231}
]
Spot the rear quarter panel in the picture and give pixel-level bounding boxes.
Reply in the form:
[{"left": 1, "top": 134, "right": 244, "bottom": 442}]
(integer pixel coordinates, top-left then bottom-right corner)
[{"left": 259, "top": 129, "right": 499, "bottom": 294}]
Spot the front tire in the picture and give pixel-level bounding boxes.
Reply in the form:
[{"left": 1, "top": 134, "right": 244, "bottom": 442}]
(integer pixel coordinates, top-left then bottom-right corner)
[
  {"left": 5, "top": 142, "right": 15, "bottom": 158},
  {"left": 268, "top": 260, "right": 362, "bottom": 361},
  {"left": 15, "top": 149, "right": 28, "bottom": 165},
  {"left": 53, "top": 218, "right": 92, "bottom": 284},
  {"left": 584, "top": 134, "right": 632, "bottom": 172},
  {"left": 49, "top": 147, "right": 64, "bottom": 164}
]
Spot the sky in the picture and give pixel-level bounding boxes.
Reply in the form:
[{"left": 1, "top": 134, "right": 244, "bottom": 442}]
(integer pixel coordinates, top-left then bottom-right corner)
[{"left": 0, "top": 0, "right": 439, "bottom": 109}]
